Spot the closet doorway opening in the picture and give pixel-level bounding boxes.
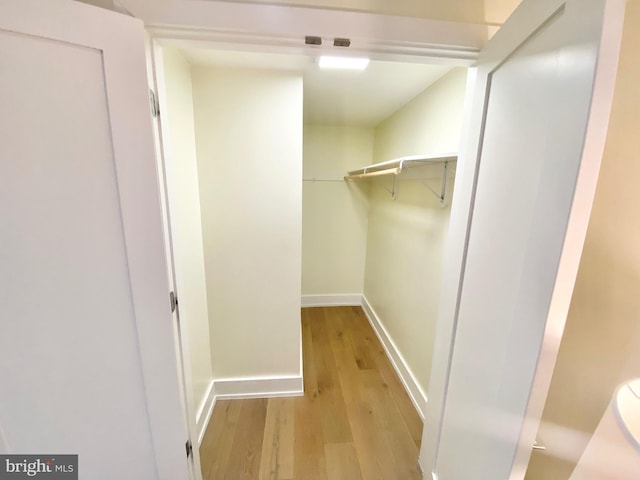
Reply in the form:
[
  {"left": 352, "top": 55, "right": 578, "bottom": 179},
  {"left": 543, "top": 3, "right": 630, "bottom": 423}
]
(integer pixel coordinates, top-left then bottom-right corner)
[{"left": 151, "top": 39, "right": 470, "bottom": 478}]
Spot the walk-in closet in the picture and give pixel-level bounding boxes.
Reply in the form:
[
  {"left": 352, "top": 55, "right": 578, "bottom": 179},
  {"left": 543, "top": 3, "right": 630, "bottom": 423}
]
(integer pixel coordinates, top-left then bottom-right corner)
[{"left": 153, "top": 42, "right": 468, "bottom": 477}]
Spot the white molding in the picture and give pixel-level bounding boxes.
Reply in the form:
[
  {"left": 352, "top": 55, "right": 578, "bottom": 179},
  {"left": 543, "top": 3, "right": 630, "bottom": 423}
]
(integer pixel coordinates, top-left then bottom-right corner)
[
  {"left": 150, "top": 26, "right": 479, "bottom": 66},
  {"left": 196, "top": 381, "right": 216, "bottom": 446},
  {"left": 301, "top": 294, "right": 362, "bottom": 308},
  {"left": 361, "top": 296, "right": 428, "bottom": 419},
  {"left": 197, "top": 301, "right": 428, "bottom": 444},
  {"left": 213, "top": 375, "right": 304, "bottom": 400},
  {"left": 195, "top": 375, "right": 303, "bottom": 444},
  {"left": 301, "top": 294, "right": 428, "bottom": 419},
  {"left": 127, "top": 0, "right": 489, "bottom": 65}
]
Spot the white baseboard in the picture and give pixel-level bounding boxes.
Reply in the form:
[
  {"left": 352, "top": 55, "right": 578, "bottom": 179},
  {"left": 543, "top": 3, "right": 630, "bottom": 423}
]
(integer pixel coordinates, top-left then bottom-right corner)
[
  {"left": 196, "top": 375, "right": 303, "bottom": 445},
  {"left": 214, "top": 375, "right": 304, "bottom": 400},
  {"left": 301, "top": 294, "right": 362, "bottom": 308},
  {"left": 361, "top": 295, "right": 428, "bottom": 420},
  {"left": 196, "top": 298, "right": 427, "bottom": 447},
  {"left": 196, "top": 381, "right": 216, "bottom": 446}
]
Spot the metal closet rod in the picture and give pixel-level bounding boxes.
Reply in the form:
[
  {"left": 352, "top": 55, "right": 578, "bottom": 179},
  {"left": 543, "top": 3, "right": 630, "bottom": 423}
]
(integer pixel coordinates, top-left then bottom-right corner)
[{"left": 344, "top": 167, "right": 401, "bottom": 180}]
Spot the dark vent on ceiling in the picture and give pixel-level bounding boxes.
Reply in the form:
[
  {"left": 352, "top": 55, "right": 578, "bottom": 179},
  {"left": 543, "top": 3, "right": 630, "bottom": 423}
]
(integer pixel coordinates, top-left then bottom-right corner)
[
  {"left": 305, "top": 36, "right": 322, "bottom": 45},
  {"left": 333, "top": 38, "right": 351, "bottom": 47}
]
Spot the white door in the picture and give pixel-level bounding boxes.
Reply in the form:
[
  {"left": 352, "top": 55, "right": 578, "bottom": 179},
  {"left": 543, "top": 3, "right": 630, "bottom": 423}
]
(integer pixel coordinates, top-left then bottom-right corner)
[
  {"left": 0, "top": 1, "right": 190, "bottom": 479},
  {"left": 421, "top": 0, "right": 625, "bottom": 479},
  {"left": 144, "top": 41, "right": 205, "bottom": 480}
]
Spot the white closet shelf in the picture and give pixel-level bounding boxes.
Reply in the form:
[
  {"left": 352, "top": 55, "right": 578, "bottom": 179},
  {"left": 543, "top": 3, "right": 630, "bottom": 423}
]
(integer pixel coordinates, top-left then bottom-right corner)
[
  {"left": 344, "top": 152, "right": 457, "bottom": 204},
  {"left": 344, "top": 152, "right": 457, "bottom": 180}
]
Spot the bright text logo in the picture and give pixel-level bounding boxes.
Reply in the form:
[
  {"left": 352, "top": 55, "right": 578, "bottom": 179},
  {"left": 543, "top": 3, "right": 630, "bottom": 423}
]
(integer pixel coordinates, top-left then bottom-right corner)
[{"left": 0, "top": 456, "right": 77, "bottom": 479}]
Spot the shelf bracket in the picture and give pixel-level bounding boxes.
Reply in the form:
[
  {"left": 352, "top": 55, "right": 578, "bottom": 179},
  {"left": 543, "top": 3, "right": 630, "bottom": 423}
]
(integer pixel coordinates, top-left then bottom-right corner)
[
  {"left": 422, "top": 161, "right": 449, "bottom": 205},
  {"left": 383, "top": 174, "right": 398, "bottom": 200}
]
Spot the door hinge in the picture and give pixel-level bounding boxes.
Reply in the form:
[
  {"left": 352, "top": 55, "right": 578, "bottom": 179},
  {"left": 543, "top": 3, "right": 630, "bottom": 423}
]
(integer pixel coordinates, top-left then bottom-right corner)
[
  {"left": 170, "top": 291, "right": 178, "bottom": 313},
  {"left": 149, "top": 89, "right": 159, "bottom": 118},
  {"left": 185, "top": 440, "right": 193, "bottom": 458}
]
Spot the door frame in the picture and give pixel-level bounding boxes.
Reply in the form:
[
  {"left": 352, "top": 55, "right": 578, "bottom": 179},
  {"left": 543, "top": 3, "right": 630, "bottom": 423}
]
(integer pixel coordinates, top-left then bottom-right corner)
[
  {"left": 130, "top": 0, "right": 624, "bottom": 478},
  {"left": 138, "top": 3, "right": 487, "bottom": 469},
  {"left": 127, "top": 0, "right": 490, "bottom": 67},
  {"left": 142, "top": 33, "right": 204, "bottom": 480},
  {"left": 144, "top": 36, "right": 205, "bottom": 480}
]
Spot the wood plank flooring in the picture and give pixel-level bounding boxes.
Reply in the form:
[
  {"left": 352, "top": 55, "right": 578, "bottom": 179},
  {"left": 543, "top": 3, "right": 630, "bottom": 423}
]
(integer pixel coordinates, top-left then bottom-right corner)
[{"left": 199, "top": 306, "right": 423, "bottom": 480}]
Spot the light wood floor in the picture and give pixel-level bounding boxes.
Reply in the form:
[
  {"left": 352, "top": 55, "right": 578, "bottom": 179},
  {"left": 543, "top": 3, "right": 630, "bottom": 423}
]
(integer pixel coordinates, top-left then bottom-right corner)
[{"left": 199, "top": 306, "right": 423, "bottom": 480}]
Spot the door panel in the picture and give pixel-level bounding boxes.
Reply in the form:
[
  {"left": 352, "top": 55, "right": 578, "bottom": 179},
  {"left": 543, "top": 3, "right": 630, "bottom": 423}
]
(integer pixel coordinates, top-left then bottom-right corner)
[
  {"left": 0, "top": 29, "right": 158, "bottom": 476},
  {"left": 0, "top": 1, "right": 189, "bottom": 478},
  {"left": 422, "top": 0, "right": 626, "bottom": 478}
]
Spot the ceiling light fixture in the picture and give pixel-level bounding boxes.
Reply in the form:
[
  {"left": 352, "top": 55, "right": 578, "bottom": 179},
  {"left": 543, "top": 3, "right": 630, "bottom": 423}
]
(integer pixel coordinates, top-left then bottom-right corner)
[{"left": 318, "top": 56, "right": 370, "bottom": 70}]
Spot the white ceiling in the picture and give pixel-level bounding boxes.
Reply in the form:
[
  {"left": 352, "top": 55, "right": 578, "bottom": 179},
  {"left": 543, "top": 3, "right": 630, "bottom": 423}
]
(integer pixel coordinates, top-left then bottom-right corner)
[{"left": 180, "top": 47, "right": 451, "bottom": 127}]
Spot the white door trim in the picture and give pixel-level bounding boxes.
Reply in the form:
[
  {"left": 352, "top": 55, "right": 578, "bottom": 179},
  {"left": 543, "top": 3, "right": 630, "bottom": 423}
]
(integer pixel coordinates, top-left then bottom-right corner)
[
  {"left": 121, "top": 0, "right": 491, "bottom": 65},
  {"left": 147, "top": 38, "right": 204, "bottom": 480}
]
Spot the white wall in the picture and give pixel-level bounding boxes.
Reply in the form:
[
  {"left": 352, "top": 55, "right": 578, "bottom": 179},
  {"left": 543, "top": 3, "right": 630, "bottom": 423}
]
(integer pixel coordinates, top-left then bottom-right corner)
[
  {"left": 192, "top": 66, "right": 303, "bottom": 382},
  {"left": 363, "top": 68, "right": 468, "bottom": 396},
  {"left": 302, "top": 125, "right": 373, "bottom": 297},
  {"left": 159, "top": 47, "right": 214, "bottom": 421},
  {"left": 372, "top": 69, "right": 467, "bottom": 163}
]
